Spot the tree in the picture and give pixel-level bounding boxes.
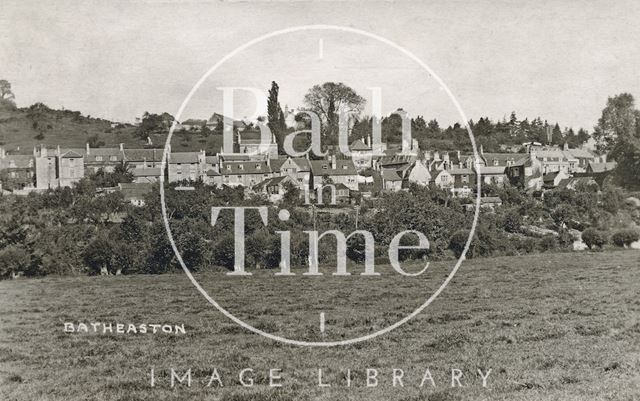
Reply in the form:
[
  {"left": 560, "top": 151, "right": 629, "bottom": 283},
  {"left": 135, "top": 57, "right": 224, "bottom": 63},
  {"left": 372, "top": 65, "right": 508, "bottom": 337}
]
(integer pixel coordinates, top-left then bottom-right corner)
[
  {"left": 0, "top": 245, "right": 32, "bottom": 278},
  {"left": 303, "top": 82, "right": 365, "bottom": 137},
  {"left": 83, "top": 235, "right": 115, "bottom": 275},
  {"left": 593, "top": 93, "right": 640, "bottom": 153},
  {"left": 0, "top": 80, "right": 16, "bottom": 109},
  {"left": 581, "top": 228, "right": 607, "bottom": 250},
  {"left": 611, "top": 229, "right": 640, "bottom": 247},
  {"left": 593, "top": 93, "right": 640, "bottom": 187},
  {"left": 267, "top": 81, "right": 287, "bottom": 153}
]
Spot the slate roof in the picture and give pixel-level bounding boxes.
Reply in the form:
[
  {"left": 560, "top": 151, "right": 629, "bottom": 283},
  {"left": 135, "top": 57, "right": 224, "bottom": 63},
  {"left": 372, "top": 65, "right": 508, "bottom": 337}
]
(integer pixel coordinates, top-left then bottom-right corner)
[
  {"left": 60, "top": 150, "right": 83, "bottom": 158},
  {"left": 309, "top": 159, "right": 357, "bottom": 176},
  {"left": 132, "top": 168, "right": 162, "bottom": 177},
  {"left": 482, "top": 153, "right": 519, "bottom": 166},
  {"left": 123, "top": 149, "right": 162, "bottom": 162},
  {"left": 220, "top": 161, "right": 272, "bottom": 175},
  {"left": 0, "top": 155, "right": 34, "bottom": 169},
  {"left": 169, "top": 152, "right": 200, "bottom": 164},
  {"left": 381, "top": 168, "right": 403, "bottom": 181},
  {"left": 588, "top": 161, "right": 617, "bottom": 173},
  {"left": 118, "top": 183, "right": 154, "bottom": 201}
]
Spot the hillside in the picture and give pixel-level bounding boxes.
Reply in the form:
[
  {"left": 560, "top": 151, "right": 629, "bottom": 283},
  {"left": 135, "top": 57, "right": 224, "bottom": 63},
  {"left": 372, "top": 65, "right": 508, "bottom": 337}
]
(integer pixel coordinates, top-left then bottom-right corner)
[{"left": 0, "top": 104, "right": 224, "bottom": 154}]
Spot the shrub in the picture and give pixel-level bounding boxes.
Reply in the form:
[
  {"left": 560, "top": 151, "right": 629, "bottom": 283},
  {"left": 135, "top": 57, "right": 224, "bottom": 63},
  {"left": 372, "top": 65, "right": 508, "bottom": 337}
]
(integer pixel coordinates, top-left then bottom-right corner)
[
  {"left": 611, "top": 229, "right": 640, "bottom": 247},
  {"left": 538, "top": 235, "right": 557, "bottom": 252},
  {"left": 449, "top": 230, "right": 471, "bottom": 258},
  {"left": 581, "top": 228, "right": 607, "bottom": 250}
]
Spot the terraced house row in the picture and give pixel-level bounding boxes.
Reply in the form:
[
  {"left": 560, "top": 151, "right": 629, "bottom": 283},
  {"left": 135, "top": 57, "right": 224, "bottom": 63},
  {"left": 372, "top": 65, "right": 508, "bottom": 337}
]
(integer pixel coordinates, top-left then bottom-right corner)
[{"left": 0, "top": 138, "right": 613, "bottom": 202}]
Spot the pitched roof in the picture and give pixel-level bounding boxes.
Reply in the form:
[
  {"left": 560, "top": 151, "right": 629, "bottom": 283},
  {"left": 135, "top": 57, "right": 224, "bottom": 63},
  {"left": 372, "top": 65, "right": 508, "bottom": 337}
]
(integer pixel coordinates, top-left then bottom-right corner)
[
  {"left": 567, "top": 148, "right": 594, "bottom": 159},
  {"left": 271, "top": 157, "right": 311, "bottom": 172},
  {"left": 118, "top": 183, "right": 154, "bottom": 200},
  {"left": 60, "top": 150, "right": 83, "bottom": 158},
  {"left": 350, "top": 139, "right": 370, "bottom": 151},
  {"left": 309, "top": 159, "right": 357, "bottom": 176},
  {"left": 478, "top": 166, "right": 506, "bottom": 175},
  {"left": 0, "top": 155, "right": 33, "bottom": 169},
  {"left": 132, "top": 168, "right": 162, "bottom": 177},
  {"left": 169, "top": 152, "right": 200, "bottom": 164},
  {"left": 588, "top": 161, "right": 617, "bottom": 173},
  {"left": 482, "top": 153, "right": 519, "bottom": 167},
  {"left": 123, "top": 148, "right": 162, "bottom": 162},
  {"left": 381, "top": 168, "right": 403, "bottom": 181},
  {"left": 449, "top": 168, "right": 475, "bottom": 176},
  {"left": 221, "top": 161, "right": 272, "bottom": 175}
]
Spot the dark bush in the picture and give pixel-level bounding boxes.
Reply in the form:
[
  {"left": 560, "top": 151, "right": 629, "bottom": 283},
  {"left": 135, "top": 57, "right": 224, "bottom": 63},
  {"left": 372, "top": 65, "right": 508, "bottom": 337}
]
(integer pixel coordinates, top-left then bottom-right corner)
[
  {"left": 611, "top": 229, "right": 640, "bottom": 247},
  {"left": 538, "top": 235, "right": 557, "bottom": 252},
  {"left": 581, "top": 228, "right": 607, "bottom": 250}
]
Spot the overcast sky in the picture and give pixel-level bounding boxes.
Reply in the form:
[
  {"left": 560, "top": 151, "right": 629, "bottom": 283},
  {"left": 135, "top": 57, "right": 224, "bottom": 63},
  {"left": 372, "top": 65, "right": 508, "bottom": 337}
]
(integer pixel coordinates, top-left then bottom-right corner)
[{"left": 2, "top": 0, "right": 640, "bottom": 130}]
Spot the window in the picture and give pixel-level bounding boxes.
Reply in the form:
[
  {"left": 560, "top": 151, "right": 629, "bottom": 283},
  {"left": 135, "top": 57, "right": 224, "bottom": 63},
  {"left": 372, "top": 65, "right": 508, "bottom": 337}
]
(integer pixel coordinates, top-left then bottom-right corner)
[
  {"left": 493, "top": 159, "right": 499, "bottom": 166},
  {"left": 110, "top": 156, "right": 117, "bottom": 161},
  {"left": 256, "top": 164, "right": 261, "bottom": 170},
  {"left": 95, "top": 156, "right": 103, "bottom": 161},
  {"left": 342, "top": 165, "right": 347, "bottom": 170},
  {"left": 322, "top": 165, "right": 328, "bottom": 170},
  {"left": 462, "top": 175, "right": 469, "bottom": 184},
  {"left": 239, "top": 165, "right": 244, "bottom": 170}
]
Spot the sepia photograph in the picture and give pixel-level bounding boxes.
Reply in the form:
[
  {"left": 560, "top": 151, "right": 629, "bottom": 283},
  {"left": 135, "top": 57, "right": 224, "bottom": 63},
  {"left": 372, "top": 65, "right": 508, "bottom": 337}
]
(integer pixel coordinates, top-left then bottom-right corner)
[{"left": 0, "top": 1, "right": 639, "bottom": 400}]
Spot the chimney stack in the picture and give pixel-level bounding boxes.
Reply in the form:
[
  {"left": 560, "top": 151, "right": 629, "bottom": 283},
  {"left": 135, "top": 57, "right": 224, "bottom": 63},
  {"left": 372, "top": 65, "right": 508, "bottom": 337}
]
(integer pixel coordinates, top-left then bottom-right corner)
[
  {"left": 0, "top": 147, "right": 5, "bottom": 159},
  {"left": 331, "top": 154, "right": 337, "bottom": 170},
  {"left": 86, "top": 143, "right": 90, "bottom": 155},
  {"left": 119, "top": 143, "right": 124, "bottom": 152}
]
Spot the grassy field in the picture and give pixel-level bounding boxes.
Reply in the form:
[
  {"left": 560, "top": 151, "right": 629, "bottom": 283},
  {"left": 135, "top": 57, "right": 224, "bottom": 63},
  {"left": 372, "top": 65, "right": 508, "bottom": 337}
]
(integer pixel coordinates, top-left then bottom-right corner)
[{"left": 0, "top": 250, "right": 639, "bottom": 400}]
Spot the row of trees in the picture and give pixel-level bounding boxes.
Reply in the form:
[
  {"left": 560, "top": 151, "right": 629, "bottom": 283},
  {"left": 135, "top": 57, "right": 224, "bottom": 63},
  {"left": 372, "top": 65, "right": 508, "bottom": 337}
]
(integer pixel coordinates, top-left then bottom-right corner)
[{"left": 0, "top": 169, "right": 638, "bottom": 278}]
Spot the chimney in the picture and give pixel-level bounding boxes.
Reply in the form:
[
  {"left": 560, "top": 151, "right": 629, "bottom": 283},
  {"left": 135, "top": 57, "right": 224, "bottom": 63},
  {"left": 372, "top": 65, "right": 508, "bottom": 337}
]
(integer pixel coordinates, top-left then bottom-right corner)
[
  {"left": 601, "top": 154, "right": 607, "bottom": 163},
  {"left": 86, "top": 143, "right": 90, "bottom": 155},
  {"left": 237, "top": 131, "right": 241, "bottom": 145},
  {"left": 331, "top": 154, "right": 337, "bottom": 170},
  {"left": 457, "top": 150, "right": 461, "bottom": 160},
  {"left": 480, "top": 144, "right": 484, "bottom": 155},
  {"left": 56, "top": 145, "right": 61, "bottom": 156},
  {"left": 142, "top": 158, "right": 147, "bottom": 169},
  {"left": 0, "top": 147, "right": 5, "bottom": 159},
  {"left": 366, "top": 134, "right": 371, "bottom": 147},
  {"left": 119, "top": 143, "right": 124, "bottom": 152},
  {"left": 146, "top": 136, "right": 152, "bottom": 145},
  {"left": 563, "top": 142, "right": 569, "bottom": 151}
]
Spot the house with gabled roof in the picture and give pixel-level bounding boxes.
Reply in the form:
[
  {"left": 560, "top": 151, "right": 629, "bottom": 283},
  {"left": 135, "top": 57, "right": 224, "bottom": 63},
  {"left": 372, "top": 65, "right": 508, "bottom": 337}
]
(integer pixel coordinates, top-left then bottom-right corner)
[
  {"left": 33, "top": 145, "right": 85, "bottom": 189},
  {"left": 167, "top": 150, "right": 206, "bottom": 182},
  {"left": 271, "top": 156, "right": 311, "bottom": 190},
  {"left": 84, "top": 143, "right": 125, "bottom": 173},
  {"left": 449, "top": 167, "right": 476, "bottom": 197},
  {"left": 381, "top": 168, "right": 403, "bottom": 191},
  {"left": 123, "top": 148, "right": 163, "bottom": 169},
  {"left": 219, "top": 158, "right": 273, "bottom": 187},
  {"left": 309, "top": 155, "right": 359, "bottom": 191},
  {"left": 252, "top": 175, "right": 296, "bottom": 202}
]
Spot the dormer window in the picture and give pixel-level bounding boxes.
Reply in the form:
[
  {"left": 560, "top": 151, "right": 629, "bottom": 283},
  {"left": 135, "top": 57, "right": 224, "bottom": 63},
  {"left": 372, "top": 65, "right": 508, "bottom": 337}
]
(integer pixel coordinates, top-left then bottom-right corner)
[
  {"left": 322, "top": 165, "right": 328, "bottom": 170},
  {"left": 239, "top": 165, "right": 244, "bottom": 170},
  {"left": 96, "top": 156, "right": 103, "bottom": 161},
  {"left": 256, "top": 164, "right": 261, "bottom": 170},
  {"left": 226, "top": 165, "right": 231, "bottom": 171},
  {"left": 493, "top": 159, "right": 499, "bottom": 166},
  {"left": 110, "top": 156, "right": 118, "bottom": 161},
  {"left": 342, "top": 165, "right": 347, "bottom": 170}
]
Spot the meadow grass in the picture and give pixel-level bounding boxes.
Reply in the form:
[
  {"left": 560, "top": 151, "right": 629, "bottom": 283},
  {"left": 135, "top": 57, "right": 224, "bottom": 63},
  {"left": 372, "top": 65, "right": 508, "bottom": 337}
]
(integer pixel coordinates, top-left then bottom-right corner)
[{"left": 0, "top": 250, "right": 639, "bottom": 400}]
